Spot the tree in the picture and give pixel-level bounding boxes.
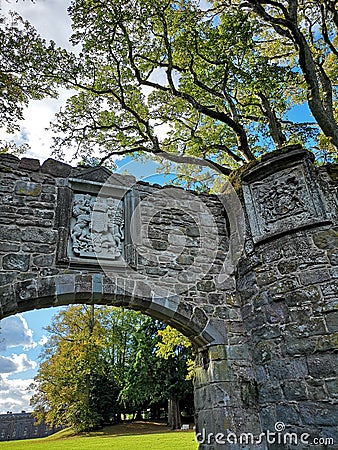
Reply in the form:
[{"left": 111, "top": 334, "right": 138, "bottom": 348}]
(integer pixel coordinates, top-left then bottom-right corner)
[
  {"left": 44, "top": 0, "right": 337, "bottom": 185},
  {"left": 30, "top": 305, "right": 144, "bottom": 431},
  {"left": 30, "top": 305, "right": 104, "bottom": 431},
  {"left": 225, "top": 0, "right": 338, "bottom": 156},
  {"left": 30, "top": 305, "right": 193, "bottom": 431},
  {"left": 2, "top": 1, "right": 337, "bottom": 177},
  {"left": 119, "top": 317, "right": 161, "bottom": 416},
  {"left": 0, "top": 10, "right": 61, "bottom": 152},
  {"left": 120, "top": 320, "right": 194, "bottom": 429},
  {"left": 156, "top": 326, "right": 194, "bottom": 429}
]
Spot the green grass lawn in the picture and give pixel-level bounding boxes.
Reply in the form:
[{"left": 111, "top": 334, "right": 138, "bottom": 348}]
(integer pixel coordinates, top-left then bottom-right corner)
[{"left": 0, "top": 422, "right": 198, "bottom": 450}]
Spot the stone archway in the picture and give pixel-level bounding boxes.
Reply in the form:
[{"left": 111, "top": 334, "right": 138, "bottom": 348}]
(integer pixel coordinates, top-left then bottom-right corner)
[{"left": 1, "top": 146, "right": 337, "bottom": 449}]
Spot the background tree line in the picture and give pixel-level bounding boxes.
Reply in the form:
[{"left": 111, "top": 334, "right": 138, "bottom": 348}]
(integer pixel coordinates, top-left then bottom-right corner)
[{"left": 29, "top": 305, "right": 194, "bottom": 432}]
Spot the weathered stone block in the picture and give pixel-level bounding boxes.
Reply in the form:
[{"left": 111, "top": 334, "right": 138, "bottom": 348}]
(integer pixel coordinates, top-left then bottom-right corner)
[
  {"left": 186, "top": 225, "right": 200, "bottom": 237},
  {"left": 255, "top": 365, "right": 267, "bottom": 383},
  {"left": 17, "top": 207, "right": 34, "bottom": 215},
  {"left": 176, "top": 254, "right": 194, "bottom": 265},
  {"left": 0, "top": 205, "right": 17, "bottom": 214},
  {"left": 21, "top": 227, "right": 57, "bottom": 244},
  {"left": 21, "top": 243, "right": 54, "bottom": 253},
  {"left": 40, "top": 193, "right": 56, "bottom": 203},
  {"left": 0, "top": 272, "right": 16, "bottom": 286},
  {"left": 284, "top": 337, "right": 317, "bottom": 356},
  {"left": 245, "top": 309, "right": 266, "bottom": 331},
  {"left": 306, "top": 379, "right": 327, "bottom": 401},
  {"left": 208, "top": 359, "right": 235, "bottom": 382},
  {"left": 325, "top": 311, "right": 338, "bottom": 332},
  {"left": 145, "top": 266, "right": 168, "bottom": 276},
  {"left": 265, "top": 302, "right": 289, "bottom": 324},
  {"left": 251, "top": 324, "right": 282, "bottom": 341},
  {"left": 256, "top": 270, "right": 278, "bottom": 286},
  {"left": 284, "top": 319, "right": 327, "bottom": 337},
  {"left": 317, "top": 333, "right": 338, "bottom": 351},
  {"left": 35, "top": 209, "right": 55, "bottom": 219},
  {"left": 32, "top": 255, "right": 55, "bottom": 267},
  {"left": 275, "top": 403, "right": 300, "bottom": 426},
  {"left": 267, "top": 357, "right": 308, "bottom": 381},
  {"left": 313, "top": 228, "right": 338, "bottom": 250},
  {"left": 325, "top": 378, "right": 338, "bottom": 397},
  {"left": 41, "top": 158, "right": 72, "bottom": 177},
  {"left": 14, "top": 181, "right": 41, "bottom": 196},
  {"left": 259, "top": 405, "right": 277, "bottom": 431},
  {"left": 41, "top": 185, "right": 57, "bottom": 193},
  {"left": 258, "top": 382, "right": 284, "bottom": 404},
  {"left": 0, "top": 153, "right": 19, "bottom": 168},
  {"left": 237, "top": 272, "right": 258, "bottom": 301},
  {"left": 307, "top": 354, "right": 338, "bottom": 378},
  {"left": 18, "top": 157, "right": 40, "bottom": 171},
  {"left": 0, "top": 226, "right": 21, "bottom": 242},
  {"left": 0, "top": 242, "right": 20, "bottom": 253},
  {"left": 299, "top": 402, "right": 338, "bottom": 426},
  {"left": 328, "top": 248, "right": 338, "bottom": 265},
  {"left": 208, "top": 345, "right": 227, "bottom": 362},
  {"left": 321, "top": 281, "right": 338, "bottom": 296},
  {"left": 207, "top": 293, "right": 225, "bottom": 305},
  {"left": 15, "top": 279, "right": 38, "bottom": 303},
  {"left": 283, "top": 380, "right": 308, "bottom": 400},
  {"left": 3, "top": 254, "right": 30, "bottom": 271},
  {"left": 269, "top": 278, "right": 299, "bottom": 298},
  {"left": 277, "top": 259, "right": 298, "bottom": 274},
  {"left": 284, "top": 286, "right": 321, "bottom": 306},
  {"left": 253, "top": 340, "right": 280, "bottom": 364},
  {"left": 0, "top": 179, "right": 15, "bottom": 193},
  {"left": 299, "top": 269, "right": 331, "bottom": 286},
  {"left": 197, "top": 280, "right": 216, "bottom": 292}
]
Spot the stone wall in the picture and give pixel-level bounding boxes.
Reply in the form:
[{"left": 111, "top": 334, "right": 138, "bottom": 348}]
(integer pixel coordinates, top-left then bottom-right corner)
[
  {"left": 237, "top": 148, "right": 338, "bottom": 448},
  {"left": 0, "top": 146, "right": 337, "bottom": 449}
]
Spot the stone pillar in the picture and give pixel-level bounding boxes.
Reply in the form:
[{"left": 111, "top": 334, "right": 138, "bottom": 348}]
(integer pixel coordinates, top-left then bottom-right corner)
[
  {"left": 194, "top": 344, "right": 263, "bottom": 450},
  {"left": 238, "top": 147, "right": 338, "bottom": 448}
]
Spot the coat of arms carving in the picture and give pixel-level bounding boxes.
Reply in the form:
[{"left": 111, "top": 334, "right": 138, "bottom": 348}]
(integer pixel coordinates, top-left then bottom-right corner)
[{"left": 70, "top": 193, "right": 124, "bottom": 260}]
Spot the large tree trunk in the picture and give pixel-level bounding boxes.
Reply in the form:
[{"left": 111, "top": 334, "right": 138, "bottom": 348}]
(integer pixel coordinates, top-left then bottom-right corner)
[{"left": 167, "top": 396, "right": 181, "bottom": 430}]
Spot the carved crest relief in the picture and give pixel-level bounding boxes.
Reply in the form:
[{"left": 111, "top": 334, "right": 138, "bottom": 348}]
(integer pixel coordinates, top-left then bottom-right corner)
[
  {"left": 252, "top": 169, "right": 311, "bottom": 228},
  {"left": 243, "top": 164, "right": 328, "bottom": 243},
  {"left": 70, "top": 193, "right": 124, "bottom": 260}
]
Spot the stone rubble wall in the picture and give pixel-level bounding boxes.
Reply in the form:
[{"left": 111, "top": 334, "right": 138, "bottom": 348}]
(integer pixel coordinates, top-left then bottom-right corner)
[{"left": 237, "top": 148, "right": 338, "bottom": 448}]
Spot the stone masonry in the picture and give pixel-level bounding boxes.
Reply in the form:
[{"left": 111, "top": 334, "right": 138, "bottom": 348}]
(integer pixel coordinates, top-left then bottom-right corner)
[{"left": 0, "top": 146, "right": 337, "bottom": 449}]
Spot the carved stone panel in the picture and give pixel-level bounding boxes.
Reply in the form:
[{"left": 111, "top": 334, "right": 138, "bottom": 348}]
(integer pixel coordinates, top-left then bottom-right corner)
[
  {"left": 55, "top": 170, "right": 136, "bottom": 267},
  {"left": 243, "top": 163, "right": 329, "bottom": 243},
  {"left": 69, "top": 193, "right": 124, "bottom": 261}
]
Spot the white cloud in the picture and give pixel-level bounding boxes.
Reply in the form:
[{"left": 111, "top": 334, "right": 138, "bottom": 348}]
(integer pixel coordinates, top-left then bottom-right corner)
[
  {"left": 0, "top": 375, "right": 35, "bottom": 413},
  {"left": 38, "top": 335, "right": 48, "bottom": 346},
  {"left": 0, "top": 354, "right": 37, "bottom": 374},
  {"left": 2, "top": 0, "right": 73, "bottom": 50},
  {"left": 15, "top": 90, "right": 75, "bottom": 163},
  {"left": 1, "top": 1, "right": 76, "bottom": 162},
  {"left": 0, "top": 315, "right": 35, "bottom": 351}
]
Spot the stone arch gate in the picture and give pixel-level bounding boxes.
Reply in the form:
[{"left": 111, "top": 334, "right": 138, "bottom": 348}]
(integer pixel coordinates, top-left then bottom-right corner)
[{"left": 0, "top": 146, "right": 337, "bottom": 449}]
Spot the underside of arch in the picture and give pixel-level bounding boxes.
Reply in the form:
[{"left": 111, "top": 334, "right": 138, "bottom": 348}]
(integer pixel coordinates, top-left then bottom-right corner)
[{"left": 0, "top": 273, "right": 227, "bottom": 348}]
